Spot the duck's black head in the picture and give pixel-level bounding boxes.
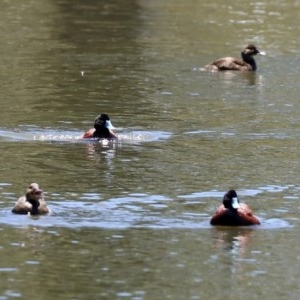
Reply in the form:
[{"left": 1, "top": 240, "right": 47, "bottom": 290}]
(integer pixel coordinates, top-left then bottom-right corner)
[
  {"left": 94, "top": 114, "right": 115, "bottom": 130},
  {"left": 223, "top": 190, "right": 240, "bottom": 209},
  {"left": 94, "top": 114, "right": 109, "bottom": 128},
  {"left": 93, "top": 113, "right": 115, "bottom": 138}
]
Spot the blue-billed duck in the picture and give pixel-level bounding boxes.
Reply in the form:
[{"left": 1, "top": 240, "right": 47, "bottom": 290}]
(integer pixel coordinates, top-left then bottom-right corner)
[
  {"left": 83, "top": 113, "right": 117, "bottom": 139},
  {"left": 210, "top": 190, "right": 260, "bottom": 226}
]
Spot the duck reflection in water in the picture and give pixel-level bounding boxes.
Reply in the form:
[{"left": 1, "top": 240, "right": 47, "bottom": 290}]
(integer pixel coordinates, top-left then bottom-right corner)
[
  {"left": 82, "top": 113, "right": 117, "bottom": 140},
  {"left": 208, "top": 70, "right": 258, "bottom": 86},
  {"left": 213, "top": 228, "right": 254, "bottom": 254},
  {"left": 204, "top": 44, "right": 265, "bottom": 71},
  {"left": 210, "top": 190, "right": 260, "bottom": 226},
  {"left": 12, "top": 183, "right": 49, "bottom": 215},
  {"left": 210, "top": 227, "right": 258, "bottom": 289}
]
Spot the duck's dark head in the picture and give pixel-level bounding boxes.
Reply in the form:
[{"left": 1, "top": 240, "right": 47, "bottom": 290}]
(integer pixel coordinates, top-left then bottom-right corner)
[
  {"left": 94, "top": 114, "right": 114, "bottom": 130},
  {"left": 93, "top": 113, "right": 115, "bottom": 138},
  {"left": 223, "top": 190, "right": 240, "bottom": 210},
  {"left": 241, "top": 45, "right": 265, "bottom": 71},
  {"left": 242, "top": 44, "right": 260, "bottom": 57},
  {"left": 26, "top": 183, "right": 43, "bottom": 214}
]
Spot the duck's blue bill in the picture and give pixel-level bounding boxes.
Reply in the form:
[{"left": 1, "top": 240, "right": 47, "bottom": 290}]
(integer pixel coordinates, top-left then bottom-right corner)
[
  {"left": 232, "top": 197, "right": 240, "bottom": 209},
  {"left": 105, "top": 120, "right": 115, "bottom": 129}
]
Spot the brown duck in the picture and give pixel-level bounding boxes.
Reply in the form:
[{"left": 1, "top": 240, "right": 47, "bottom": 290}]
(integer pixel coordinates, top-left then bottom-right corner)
[
  {"left": 12, "top": 183, "right": 49, "bottom": 215},
  {"left": 204, "top": 44, "right": 264, "bottom": 71},
  {"left": 210, "top": 190, "right": 260, "bottom": 226}
]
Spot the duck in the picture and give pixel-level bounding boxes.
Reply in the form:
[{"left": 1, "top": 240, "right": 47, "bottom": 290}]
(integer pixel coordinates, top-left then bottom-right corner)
[
  {"left": 204, "top": 44, "right": 264, "bottom": 71},
  {"left": 82, "top": 113, "right": 117, "bottom": 139},
  {"left": 210, "top": 190, "right": 260, "bottom": 226},
  {"left": 12, "top": 183, "right": 49, "bottom": 215}
]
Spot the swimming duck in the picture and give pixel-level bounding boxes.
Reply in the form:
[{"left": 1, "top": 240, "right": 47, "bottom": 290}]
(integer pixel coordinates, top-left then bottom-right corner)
[
  {"left": 82, "top": 113, "right": 117, "bottom": 139},
  {"left": 12, "top": 183, "right": 49, "bottom": 215},
  {"left": 210, "top": 190, "right": 260, "bottom": 226},
  {"left": 204, "top": 45, "right": 263, "bottom": 71}
]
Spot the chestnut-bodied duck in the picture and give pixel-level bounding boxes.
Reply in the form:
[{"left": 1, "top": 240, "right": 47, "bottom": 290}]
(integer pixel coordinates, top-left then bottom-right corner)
[
  {"left": 210, "top": 190, "right": 260, "bottom": 226},
  {"left": 12, "top": 183, "right": 49, "bottom": 215},
  {"left": 82, "top": 113, "right": 117, "bottom": 139},
  {"left": 204, "top": 45, "right": 264, "bottom": 71}
]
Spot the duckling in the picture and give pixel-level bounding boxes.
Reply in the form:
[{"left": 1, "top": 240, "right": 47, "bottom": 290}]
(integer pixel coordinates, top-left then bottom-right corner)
[
  {"left": 82, "top": 113, "right": 117, "bottom": 139},
  {"left": 12, "top": 183, "right": 49, "bottom": 215},
  {"left": 210, "top": 190, "right": 260, "bottom": 226},
  {"left": 204, "top": 45, "right": 264, "bottom": 71}
]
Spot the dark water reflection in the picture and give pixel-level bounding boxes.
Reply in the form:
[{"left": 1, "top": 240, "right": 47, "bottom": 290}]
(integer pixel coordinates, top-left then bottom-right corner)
[{"left": 1, "top": 0, "right": 300, "bottom": 299}]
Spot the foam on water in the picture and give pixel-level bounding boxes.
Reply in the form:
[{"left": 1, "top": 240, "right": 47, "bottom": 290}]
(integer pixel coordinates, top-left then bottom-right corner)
[{"left": 0, "top": 129, "right": 172, "bottom": 144}]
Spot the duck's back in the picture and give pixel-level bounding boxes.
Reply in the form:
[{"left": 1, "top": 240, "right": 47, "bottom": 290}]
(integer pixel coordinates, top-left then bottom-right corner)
[
  {"left": 210, "top": 209, "right": 245, "bottom": 226},
  {"left": 12, "top": 196, "right": 31, "bottom": 214},
  {"left": 37, "top": 199, "right": 49, "bottom": 214},
  {"left": 12, "top": 196, "right": 49, "bottom": 215},
  {"left": 210, "top": 203, "right": 260, "bottom": 226},
  {"left": 205, "top": 57, "right": 251, "bottom": 71}
]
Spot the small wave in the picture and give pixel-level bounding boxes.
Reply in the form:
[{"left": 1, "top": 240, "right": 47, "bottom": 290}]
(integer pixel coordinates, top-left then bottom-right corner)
[{"left": 0, "top": 129, "right": 172, "bottom": 144}]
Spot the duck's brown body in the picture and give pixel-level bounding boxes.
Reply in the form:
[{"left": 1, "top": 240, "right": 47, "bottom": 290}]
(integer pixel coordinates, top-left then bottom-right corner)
[
  {"left": 12, "top": 183, "right": 49, "bottom": 215},
  {"left": 204, "top": 45, "right": 261, "bottom": 71},
  {"left": 210, "top": 190, "right": 260, "bottom": 226}
]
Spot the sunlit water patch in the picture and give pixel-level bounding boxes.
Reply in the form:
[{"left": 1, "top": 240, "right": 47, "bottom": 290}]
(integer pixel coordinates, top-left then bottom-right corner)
[
  {"left": 186, "top": 129, "right": 300, "bottom": 140},
  {"left": 180, "top": 185, "right": 295, "bottom": 200},
  {"left": 0, "top": 188, "right": 292, "bottom": 230},
  {"left": 179, "top": 188, "right": 265, "bottom": 200},
  {"left": 0, "top": 194, "right": 176, "bottom": 229}
]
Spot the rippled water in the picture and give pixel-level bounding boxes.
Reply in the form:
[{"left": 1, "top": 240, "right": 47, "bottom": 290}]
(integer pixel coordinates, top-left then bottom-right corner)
[{"left": 1, "top": 0, "right": 300, "bottom": 299}]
